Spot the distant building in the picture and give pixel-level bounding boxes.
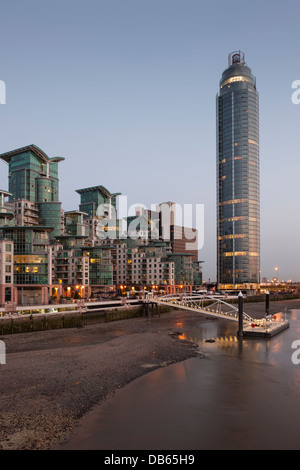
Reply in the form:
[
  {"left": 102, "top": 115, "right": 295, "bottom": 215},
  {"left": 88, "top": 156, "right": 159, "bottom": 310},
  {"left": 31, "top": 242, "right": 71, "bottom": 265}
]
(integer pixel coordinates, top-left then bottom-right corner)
[
  {"left": 157, "top": 202, "right": 199, "bottom": 261},
  {"left": 120, "top": 204, "right": 202, "bottom": 291},
  {"left": 169, "top": 225, "right": 198, "bottom": 261},
  {"left": 76, "top": 185, "right": 121, "bottom": 243}
]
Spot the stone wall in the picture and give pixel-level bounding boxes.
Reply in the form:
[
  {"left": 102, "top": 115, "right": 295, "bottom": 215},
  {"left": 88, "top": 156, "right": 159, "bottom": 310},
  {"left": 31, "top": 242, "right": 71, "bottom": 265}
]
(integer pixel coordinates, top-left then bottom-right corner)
[{"left": 0, "top": 304, "right": 171, "bottom": 336}]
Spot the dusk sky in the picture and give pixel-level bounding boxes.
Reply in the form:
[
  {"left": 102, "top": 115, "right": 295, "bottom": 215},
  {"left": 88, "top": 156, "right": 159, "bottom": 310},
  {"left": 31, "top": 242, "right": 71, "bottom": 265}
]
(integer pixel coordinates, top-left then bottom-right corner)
[{"left": 0, "top": 0, "right": 299, "bottom": 282}]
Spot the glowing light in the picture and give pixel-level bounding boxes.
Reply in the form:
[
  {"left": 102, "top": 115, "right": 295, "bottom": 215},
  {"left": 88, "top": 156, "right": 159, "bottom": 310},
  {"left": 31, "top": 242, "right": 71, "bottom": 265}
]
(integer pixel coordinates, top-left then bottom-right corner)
[{"left": 220, "top": 75, "right": 252, "bottom": 88}]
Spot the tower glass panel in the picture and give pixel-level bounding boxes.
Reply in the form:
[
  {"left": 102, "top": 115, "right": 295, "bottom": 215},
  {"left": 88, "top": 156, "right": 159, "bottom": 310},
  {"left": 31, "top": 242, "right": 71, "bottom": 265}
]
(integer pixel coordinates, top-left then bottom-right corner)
[{"left": 217, "top": 52, "right": 260, "bottom": 290}]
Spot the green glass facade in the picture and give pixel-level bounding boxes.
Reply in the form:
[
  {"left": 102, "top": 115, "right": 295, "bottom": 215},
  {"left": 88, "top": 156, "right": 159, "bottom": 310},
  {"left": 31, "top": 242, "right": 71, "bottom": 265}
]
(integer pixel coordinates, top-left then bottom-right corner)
[
  {"left": 65, "top": 211, "right": 87, "bottom": 237},
  {"left": 0, "top": 145, "right": 64, "bottom": 239},
  {"left": 0, "top": 227, "right": 50, "bottom": 285},
  {"left": 88, "top": 247, "right": 113, "bottom": 286},
  {"left": 7, "top": 151, "right": 59, "bottom": 202},
  {"left": 168, "top": 253, "right": 194, "bottom": 285},
  {"left": 9, "top": 151, "right": 43, "bottom": 201},
  {"left": 76, "top": 185, "right": 121, "bottom": 218},
  {"left": 38, "top": 202, "right": 62, "bottom": 238}
]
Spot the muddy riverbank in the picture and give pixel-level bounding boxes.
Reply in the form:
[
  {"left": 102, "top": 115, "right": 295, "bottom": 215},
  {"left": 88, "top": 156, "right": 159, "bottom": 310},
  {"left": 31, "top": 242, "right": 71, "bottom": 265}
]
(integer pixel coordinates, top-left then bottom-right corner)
[{"left": 1, "top": 299, "right": 299, "bottom": 450}]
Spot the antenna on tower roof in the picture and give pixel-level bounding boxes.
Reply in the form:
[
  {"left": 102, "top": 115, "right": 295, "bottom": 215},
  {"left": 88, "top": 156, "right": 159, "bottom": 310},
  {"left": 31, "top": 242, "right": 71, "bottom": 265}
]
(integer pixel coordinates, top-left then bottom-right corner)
[{"left": 228, "top": 51, "right": 245, "bottom": 67}]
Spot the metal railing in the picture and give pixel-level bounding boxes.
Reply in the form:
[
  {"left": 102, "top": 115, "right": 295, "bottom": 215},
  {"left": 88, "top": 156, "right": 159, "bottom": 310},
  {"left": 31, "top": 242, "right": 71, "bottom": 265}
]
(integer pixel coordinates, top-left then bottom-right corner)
[{"left": 146, "top": 292, "right": 255, "bottom": 324}]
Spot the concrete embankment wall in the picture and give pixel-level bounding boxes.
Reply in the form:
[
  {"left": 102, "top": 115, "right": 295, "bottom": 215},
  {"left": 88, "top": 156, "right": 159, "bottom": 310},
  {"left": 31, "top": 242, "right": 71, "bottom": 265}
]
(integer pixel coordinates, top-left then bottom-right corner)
[{"left": 0, "top": 304, "right": 172, "bottom": 336}]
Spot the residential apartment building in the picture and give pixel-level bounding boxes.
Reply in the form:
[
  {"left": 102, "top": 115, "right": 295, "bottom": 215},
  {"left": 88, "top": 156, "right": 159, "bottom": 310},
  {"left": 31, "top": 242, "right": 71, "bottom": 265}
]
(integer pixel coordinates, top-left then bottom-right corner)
[
  {"left": 0, "top": 144, "right": 203, "bottom": 306},
  {"left": 0, "top": 144, "right": 65, "bottom": 239},
  {"left": 217, "top": 52, "right": 260, "bottom": 292},
  {"left": 76, "top": 185, "right": 121, "bottom": 243},
  {"left": 157, "top": 202, "right": 199, "bottom": 261},
  {"left": 10, "top": 200, "right": 40, "bottom": 226},
  {"left": 0, "top": 225, "right": 52, "bottom": 305},
  {"left": 115, "top": 239, "right": 175, "bottom": 288},
  {"left": 0, "top": 239, "right": 15, "bottom": 304}
]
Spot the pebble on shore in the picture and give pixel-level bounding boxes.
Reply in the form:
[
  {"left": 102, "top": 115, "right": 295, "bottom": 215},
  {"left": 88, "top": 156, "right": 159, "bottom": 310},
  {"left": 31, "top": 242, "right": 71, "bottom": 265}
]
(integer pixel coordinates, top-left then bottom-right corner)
[{"left": 0, "top": 311, "right": 201, "bottom": 450}]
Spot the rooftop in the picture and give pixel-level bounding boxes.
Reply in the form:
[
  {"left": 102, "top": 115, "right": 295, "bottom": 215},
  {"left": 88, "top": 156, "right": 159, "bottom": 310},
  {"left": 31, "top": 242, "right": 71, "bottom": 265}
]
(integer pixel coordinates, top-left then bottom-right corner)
[
  {"left": 0, "top": 190, "right": 12, "bottom": 198},
  {"left": 65, "top": 210, "right": 89, "bottom": 216},
  {"left": 76, "top": 185, "right": 121, "bottom": 198},
  {"left": 0, "top": 144, "right": 65, "bottom": 164},
  {"left": 0, "top": 225, "right": 53, "bottom": 232}
]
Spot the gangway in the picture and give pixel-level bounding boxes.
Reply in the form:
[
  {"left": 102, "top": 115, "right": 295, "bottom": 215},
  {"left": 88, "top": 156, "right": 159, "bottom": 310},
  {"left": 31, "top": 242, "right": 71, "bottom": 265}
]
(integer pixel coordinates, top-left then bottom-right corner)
[
  {"left": 146, "top": 292, "right": 255, "bottom": 325},
  {"left": 145, "top": 293, "right": 290, "bottom": 337}
]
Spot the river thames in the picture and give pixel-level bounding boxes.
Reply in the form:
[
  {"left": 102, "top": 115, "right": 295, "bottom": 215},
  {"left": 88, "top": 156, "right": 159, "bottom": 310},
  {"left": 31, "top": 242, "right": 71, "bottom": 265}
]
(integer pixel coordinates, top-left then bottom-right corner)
[{"left": 62, "top": 309, "right": 300, "bottom": 450}]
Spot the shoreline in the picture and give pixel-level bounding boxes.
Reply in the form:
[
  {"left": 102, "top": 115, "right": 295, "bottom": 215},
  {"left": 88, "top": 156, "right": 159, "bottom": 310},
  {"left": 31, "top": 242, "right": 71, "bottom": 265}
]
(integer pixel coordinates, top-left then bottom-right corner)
[
  {"left": 1, "top": 299, "right": 299, "bottom": 450},
  {"left": 0, "top": 310, "right": 201, "bottom": 450}
]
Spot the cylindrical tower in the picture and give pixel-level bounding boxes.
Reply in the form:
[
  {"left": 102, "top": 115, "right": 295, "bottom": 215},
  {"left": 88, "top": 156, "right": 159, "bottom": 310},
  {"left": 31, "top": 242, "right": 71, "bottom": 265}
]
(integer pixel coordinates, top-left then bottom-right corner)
[{"left": 216, "top": 51, "right": 260, "bottom": 291}]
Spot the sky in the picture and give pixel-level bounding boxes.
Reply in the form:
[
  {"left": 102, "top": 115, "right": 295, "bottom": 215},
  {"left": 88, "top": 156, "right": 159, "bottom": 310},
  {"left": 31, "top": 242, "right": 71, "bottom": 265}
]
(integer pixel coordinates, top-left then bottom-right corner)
[{"left": 0, "top": 0, "right": 299, "bottom": 282}]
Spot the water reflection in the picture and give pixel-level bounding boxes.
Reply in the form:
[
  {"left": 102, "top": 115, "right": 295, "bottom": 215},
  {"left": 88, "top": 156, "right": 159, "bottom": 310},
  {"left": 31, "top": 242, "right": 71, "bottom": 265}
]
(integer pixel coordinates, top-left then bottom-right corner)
[
  {"left": 180, "top": 312, "right": 293, "bottom": 366},
  {"left": 62, "top": 310, "right": 300, "bottom": 450}
]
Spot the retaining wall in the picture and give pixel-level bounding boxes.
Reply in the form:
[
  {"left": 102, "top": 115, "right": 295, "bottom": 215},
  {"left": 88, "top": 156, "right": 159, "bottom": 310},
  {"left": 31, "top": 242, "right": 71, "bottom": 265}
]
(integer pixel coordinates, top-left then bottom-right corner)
[{"left": 0, "top": 304, "right": 172, "bottom": 336}]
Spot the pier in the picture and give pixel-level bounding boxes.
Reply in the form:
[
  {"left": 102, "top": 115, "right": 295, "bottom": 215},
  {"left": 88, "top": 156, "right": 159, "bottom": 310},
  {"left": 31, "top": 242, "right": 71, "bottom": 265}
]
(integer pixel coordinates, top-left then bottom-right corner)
[{"left": 146, "top": 292, "right": 290, "bottom": 339}]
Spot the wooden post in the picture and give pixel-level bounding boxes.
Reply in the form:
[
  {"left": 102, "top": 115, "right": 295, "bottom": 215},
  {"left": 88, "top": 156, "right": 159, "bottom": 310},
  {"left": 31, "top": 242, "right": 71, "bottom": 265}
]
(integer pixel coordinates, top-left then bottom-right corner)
[
  {"left": 156, "top": 303, "right": 160, "bottom": 317},
  {"left": 237, "top": 292, "right": 244, "bottom": 338},
  {"left": 265, "top": 290, "right": 270, "bottom": 316}
]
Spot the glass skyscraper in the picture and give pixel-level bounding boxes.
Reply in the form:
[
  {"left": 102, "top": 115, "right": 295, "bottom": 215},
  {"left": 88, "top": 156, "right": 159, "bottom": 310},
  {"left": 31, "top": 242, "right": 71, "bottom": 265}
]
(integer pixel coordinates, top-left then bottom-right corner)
[{"left": 216, "top": 51, "right": 260, "bottom": 291}]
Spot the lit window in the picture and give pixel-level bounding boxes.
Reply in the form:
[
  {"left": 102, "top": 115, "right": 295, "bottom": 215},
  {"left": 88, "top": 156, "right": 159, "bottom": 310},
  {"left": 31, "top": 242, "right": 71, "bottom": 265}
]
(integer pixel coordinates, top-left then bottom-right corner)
[
  {"left": 248, "top": 139, "right": 258, "bottom": 146},
  {"left": 220, "top": 76, "right": 252, "bottom": 88}
]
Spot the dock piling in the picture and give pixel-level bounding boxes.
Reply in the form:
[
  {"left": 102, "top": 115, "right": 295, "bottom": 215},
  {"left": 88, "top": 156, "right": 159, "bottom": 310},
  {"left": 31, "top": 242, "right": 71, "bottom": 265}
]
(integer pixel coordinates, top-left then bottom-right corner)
[{"left": 237, "top": 292, "right": 244, "bottom": 338}]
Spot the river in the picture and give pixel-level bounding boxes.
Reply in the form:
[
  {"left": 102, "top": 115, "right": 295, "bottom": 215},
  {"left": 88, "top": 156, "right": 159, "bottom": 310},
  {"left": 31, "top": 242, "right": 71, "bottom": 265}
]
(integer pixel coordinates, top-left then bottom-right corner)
[{"left": 61, "top": 309, "right": 300, "bottom": 450}]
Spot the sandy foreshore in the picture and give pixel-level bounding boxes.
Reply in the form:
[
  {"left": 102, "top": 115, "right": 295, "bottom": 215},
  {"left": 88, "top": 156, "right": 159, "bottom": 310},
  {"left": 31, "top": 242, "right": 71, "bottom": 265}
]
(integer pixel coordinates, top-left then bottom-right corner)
[{"left": 1, "top": 298, "right": 299, "bottom": 450}]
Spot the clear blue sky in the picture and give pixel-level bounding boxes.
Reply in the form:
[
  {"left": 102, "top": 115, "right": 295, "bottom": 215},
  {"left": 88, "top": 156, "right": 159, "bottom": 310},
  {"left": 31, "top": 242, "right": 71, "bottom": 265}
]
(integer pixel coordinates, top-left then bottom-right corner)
[{"left": 0, "top": 0, "right": 299, "bottom": 282}]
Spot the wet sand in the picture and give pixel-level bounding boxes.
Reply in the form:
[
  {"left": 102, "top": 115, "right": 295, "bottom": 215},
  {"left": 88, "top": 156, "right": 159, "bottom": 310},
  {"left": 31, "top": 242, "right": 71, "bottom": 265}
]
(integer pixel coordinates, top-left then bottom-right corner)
[{"left": 1, "top": 299, "right": 299, "bottom": 450}]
